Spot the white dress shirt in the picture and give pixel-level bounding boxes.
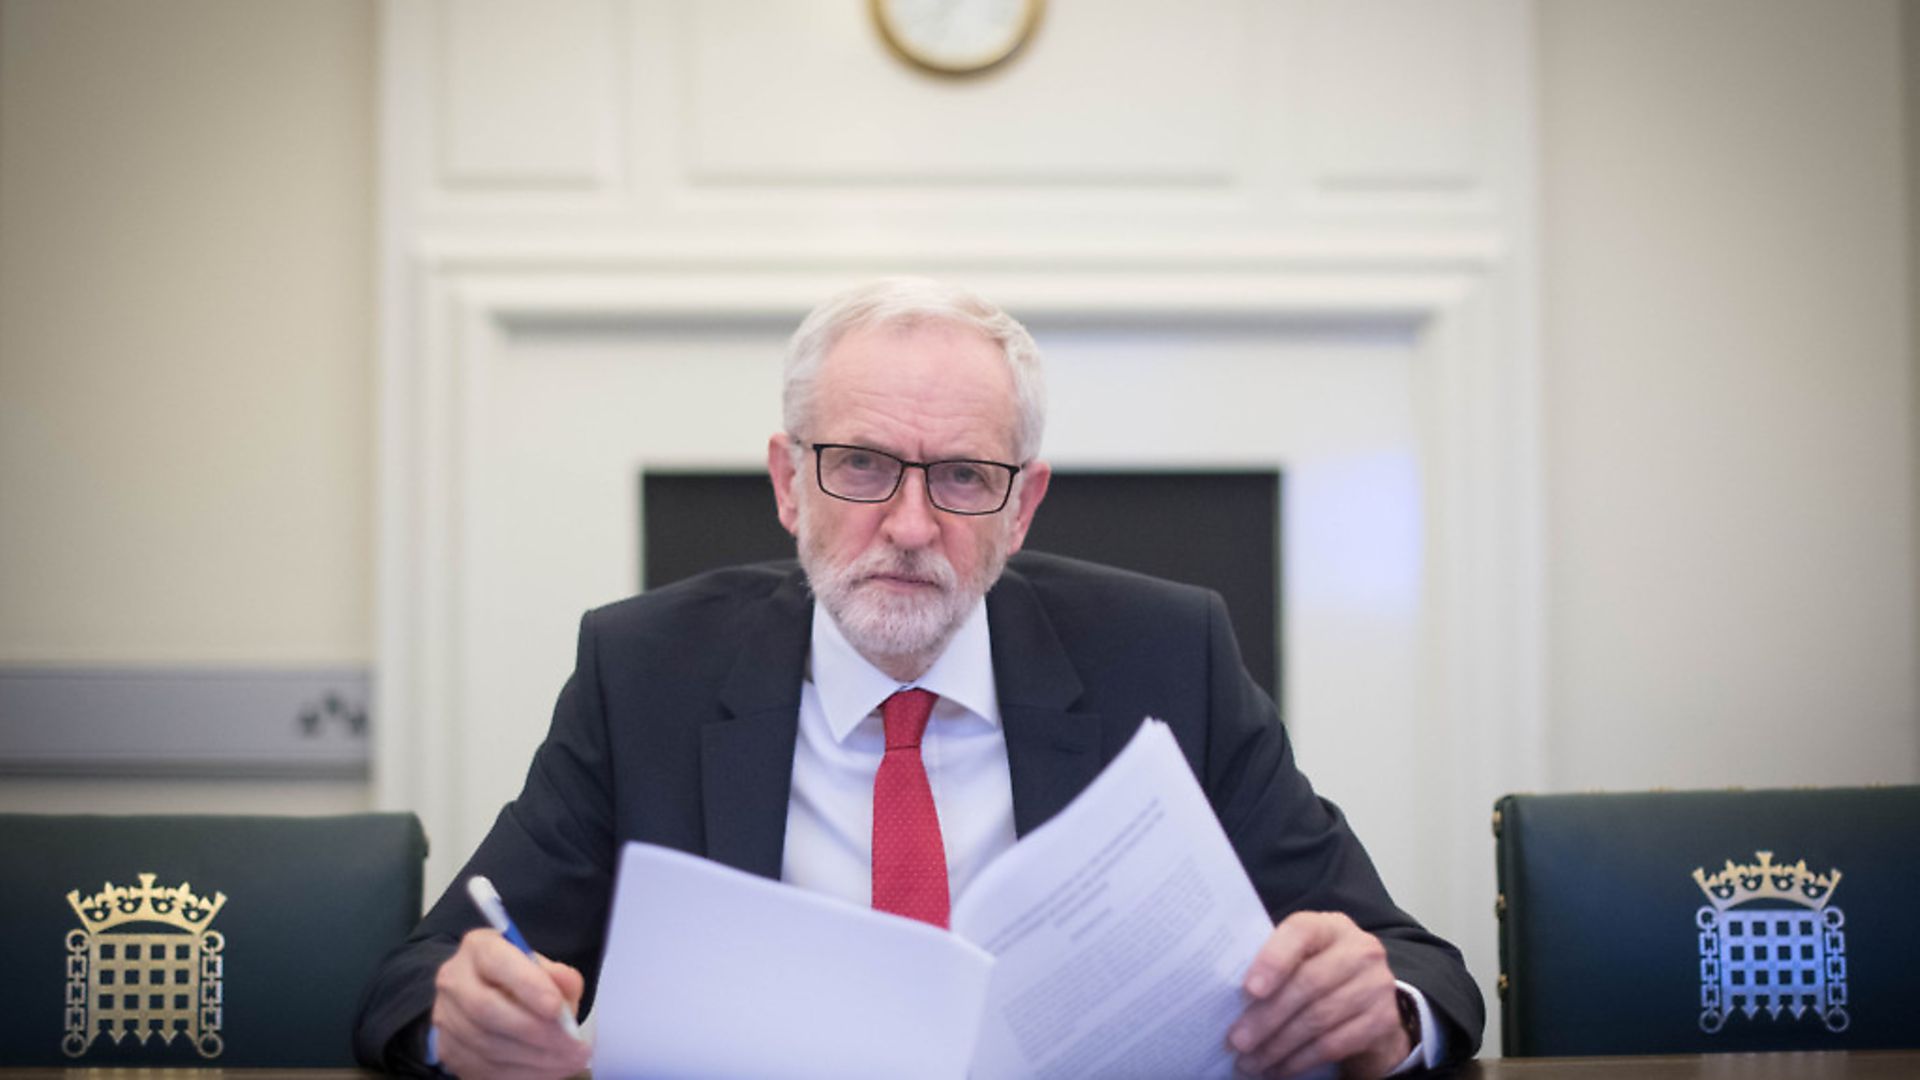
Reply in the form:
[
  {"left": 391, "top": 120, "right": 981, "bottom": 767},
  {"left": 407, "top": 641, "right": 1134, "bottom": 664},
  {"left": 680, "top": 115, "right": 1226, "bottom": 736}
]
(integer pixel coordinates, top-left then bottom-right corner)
[
  {"left": 782, "top": 598, "right": 1017, "bottom": 907},
  {"left": 779, "top": 599, "right": 1442, "bottom": 1073}
]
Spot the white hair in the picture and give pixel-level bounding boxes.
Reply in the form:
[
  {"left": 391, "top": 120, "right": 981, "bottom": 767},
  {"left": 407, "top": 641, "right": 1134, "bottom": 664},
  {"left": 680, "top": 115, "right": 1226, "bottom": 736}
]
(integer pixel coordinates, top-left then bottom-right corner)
[{"left": 781, "top": 277, "right": 1046, "bottom": 462}]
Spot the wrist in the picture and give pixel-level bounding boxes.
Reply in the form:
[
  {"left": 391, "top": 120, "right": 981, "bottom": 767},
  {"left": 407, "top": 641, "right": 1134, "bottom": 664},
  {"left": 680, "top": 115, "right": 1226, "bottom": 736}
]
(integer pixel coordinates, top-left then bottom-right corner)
[
  {"left": 408, "top": 1014, "right": 448, "bottom": 1077},
  {"left": 1394, "top": 986, "right": 1421, "bottom": 1048}
]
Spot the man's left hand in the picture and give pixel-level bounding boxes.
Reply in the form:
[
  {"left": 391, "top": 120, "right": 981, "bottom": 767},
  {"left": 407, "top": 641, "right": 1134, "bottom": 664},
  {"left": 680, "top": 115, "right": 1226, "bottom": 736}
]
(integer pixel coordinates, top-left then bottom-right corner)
[{"left": 1227, "top": 911, "right": 1411, "bottom": 1079}]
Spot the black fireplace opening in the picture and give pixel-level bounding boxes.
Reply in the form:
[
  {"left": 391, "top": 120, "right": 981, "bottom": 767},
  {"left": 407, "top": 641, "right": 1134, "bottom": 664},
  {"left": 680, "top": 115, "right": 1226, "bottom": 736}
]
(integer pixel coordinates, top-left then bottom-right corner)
[{"left": 640, "top": 469, "right": 1282, "bottom": 699}]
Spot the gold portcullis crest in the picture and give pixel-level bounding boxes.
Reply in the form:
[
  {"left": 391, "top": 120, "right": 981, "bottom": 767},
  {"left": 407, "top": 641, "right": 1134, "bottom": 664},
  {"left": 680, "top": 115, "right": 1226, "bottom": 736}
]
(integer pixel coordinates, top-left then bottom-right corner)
[
  {"left": 1694, "top": 851, "right": 1847, "bottom": 1034},
  {"left": 64, "top": 873, "right": 227, "bottom": 1058}
]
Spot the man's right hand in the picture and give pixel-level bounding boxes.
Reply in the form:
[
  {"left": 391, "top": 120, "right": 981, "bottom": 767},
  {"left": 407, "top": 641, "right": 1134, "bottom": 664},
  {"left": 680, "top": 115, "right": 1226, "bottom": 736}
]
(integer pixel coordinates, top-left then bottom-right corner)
[{"left": 430, "top": 927, "right": 592, "bottom": 1079}]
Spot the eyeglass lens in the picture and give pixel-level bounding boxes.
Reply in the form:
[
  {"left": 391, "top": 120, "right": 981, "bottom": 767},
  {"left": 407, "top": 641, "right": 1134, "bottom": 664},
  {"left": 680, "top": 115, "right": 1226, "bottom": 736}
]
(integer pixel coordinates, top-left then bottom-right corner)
[{"left": 817, "top": 445, "right": 1012, "bottom": 513}]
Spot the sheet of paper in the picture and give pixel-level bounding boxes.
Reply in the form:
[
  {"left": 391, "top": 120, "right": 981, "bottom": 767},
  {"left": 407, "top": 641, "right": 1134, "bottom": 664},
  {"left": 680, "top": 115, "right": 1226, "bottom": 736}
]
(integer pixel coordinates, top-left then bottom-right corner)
[
  {"left": 954, "top": 720, "right": 1274, "bottom": 1080},
  {"left": 592, "top": 842, "right": 993, "bottom": 1080}
]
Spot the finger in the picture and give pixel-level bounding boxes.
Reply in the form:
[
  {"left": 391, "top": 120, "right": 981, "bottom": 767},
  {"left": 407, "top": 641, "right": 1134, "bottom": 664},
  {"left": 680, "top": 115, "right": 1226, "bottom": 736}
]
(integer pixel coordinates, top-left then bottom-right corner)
[
  {"left": 1266, "top": 1005, "right": 1401, "bottom": 1080},
  {"left": 1233, "top": 963, "right": 1383, "bottom": 1074},
  {"left": 436, "top": 1004, "right": 592, "bottom": 1080},
  {"left": 536, "top": 955, "right": 588, "bottom": 1013},
  {"left": 435, "top": 959, "right": 566, "bottom": 1054},
  {"left": 440, "top": 1037, "right": 588, "bottom": 1080},
  {"left": 1232, "top": 920, "right": 1396, "bottom": 1068},
  {"left": 467, "top": 930, "right": 576, "bottom": 1021},
  {"left": 435, "top": 935, "right": 590, "bottom": 1074},
  {"left": 452, "top": 970, "right": 581, "bottom": 1049},
  {"left": 1233, "top": 916, "right": 1373, "bottom": 1046},
  {"left": 435, "top": 993, "right": 583, "bottom": 1078},
  {"left": 1243, "top": 912, "right": 1345, "bottom": 997}
]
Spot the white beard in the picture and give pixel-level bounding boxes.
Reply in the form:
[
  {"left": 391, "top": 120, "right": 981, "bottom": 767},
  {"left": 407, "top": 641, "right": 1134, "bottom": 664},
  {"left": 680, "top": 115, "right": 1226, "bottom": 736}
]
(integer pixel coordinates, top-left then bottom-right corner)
[{"left": 796, "top": 490, "right": 1012, "bottom": 671}]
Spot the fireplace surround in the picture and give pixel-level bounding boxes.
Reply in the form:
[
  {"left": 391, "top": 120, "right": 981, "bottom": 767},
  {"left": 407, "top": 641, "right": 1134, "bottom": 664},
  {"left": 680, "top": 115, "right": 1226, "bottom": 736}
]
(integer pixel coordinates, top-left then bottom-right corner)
[{"left": 375, "top": 0, "right": 1542, "bottom": 1013}]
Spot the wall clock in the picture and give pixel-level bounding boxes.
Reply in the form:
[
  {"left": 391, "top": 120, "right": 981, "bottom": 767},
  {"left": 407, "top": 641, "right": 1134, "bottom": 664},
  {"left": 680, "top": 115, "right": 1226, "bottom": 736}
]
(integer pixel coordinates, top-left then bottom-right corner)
[{"left": 870, "top": 0, "right": 1045, "bottom": 76}]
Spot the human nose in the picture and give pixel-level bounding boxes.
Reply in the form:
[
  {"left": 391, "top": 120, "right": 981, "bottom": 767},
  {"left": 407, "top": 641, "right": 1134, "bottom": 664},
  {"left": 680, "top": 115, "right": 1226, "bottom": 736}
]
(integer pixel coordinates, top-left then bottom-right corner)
[{"left": 880, "top": 465, "right": 941, "bottom": 549}]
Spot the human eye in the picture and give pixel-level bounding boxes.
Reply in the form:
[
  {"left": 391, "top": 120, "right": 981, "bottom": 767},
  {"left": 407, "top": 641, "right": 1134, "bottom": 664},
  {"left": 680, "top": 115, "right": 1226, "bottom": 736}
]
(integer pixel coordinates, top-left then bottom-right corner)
[
  {"left": 941, "top": 462, "right": 989, "bottom": 489},
  {"left": 839, "top": 448, "right": 889, "bottom": 473}
]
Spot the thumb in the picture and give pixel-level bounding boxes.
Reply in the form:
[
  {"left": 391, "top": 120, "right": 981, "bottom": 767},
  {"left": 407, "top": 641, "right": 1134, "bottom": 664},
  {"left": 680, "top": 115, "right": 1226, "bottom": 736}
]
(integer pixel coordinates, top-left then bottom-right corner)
[{"left": 538, "top": 956, "right": 586, "bottom": 1011}]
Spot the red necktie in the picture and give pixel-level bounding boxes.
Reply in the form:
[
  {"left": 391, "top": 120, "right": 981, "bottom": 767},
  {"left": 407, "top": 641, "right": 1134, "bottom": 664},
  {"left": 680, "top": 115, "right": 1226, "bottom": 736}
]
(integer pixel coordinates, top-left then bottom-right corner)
[{"left": 871, "top": 689, "right": 950, "bottom": 928}]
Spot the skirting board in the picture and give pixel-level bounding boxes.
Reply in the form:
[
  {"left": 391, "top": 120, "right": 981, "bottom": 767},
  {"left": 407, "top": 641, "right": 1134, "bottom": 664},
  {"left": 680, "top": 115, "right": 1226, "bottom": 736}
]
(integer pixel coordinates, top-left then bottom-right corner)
[{"left": 0, "top": 667, "right": 370, "bottom": 778}]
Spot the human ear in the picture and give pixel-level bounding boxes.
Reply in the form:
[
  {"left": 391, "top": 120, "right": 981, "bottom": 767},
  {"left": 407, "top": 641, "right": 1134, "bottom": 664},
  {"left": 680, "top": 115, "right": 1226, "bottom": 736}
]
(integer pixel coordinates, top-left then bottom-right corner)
[
  {"left": 1003, "top": 460, "right": 1050, "bottom": 554},
  {"left": 767, "top": 433, "right": 801, "bottom": 536}
]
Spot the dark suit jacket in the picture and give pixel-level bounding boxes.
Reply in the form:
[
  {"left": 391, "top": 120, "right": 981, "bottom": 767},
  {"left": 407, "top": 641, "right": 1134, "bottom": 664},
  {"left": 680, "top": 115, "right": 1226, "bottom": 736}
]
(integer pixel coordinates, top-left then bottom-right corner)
[{"left": 354, "top": 552, "right": 1483, "bottom": 1071}]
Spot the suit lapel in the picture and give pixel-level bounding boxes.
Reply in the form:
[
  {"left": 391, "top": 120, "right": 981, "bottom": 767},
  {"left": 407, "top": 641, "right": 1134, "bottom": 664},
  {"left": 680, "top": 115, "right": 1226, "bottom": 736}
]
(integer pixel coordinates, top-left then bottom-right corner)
[
  {"left": 699, "top": 560, "right": 1139, "bottom": 870},
  {"left": 701, "top": 567, "right": 811, "bottom": 881},
  {"left": 989, "top": 562, "right": 1142, "bottom": 837}
]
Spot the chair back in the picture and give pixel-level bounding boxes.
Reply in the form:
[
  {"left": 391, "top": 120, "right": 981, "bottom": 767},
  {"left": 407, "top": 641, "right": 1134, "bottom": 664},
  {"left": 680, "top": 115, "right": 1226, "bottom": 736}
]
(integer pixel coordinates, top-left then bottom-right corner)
[
  {"left": 1493, "top": 787, "right": 1920, "bottom": 1056},
  {"left": 0, "top": 812, "right": 426, "bottom": 1066}
]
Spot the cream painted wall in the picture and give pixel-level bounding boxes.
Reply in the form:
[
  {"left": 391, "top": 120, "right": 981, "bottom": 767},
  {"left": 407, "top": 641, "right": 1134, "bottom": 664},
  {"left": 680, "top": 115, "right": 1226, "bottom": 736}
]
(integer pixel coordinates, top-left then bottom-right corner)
[
  {"left": 0, "top": 0, "right": 374, "bottom": 813},
  {"left": 1909, "top": 2, "right": 1920, "bottom": 721},
  {"left": 1541, "top": 0, "right": 1919, "bottom": 788},
  {"left": 0, "top": 3, "right": 1915, "bottom": 842}
]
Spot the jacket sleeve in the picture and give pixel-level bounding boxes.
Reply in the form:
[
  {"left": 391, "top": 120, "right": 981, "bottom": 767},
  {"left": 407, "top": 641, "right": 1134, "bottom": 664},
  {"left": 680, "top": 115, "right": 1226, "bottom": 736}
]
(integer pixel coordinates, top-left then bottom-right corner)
[
  {"left": 352, "top": 609, "right": 622, "bottom": 1073},
  {"left": 1196, "top": 591, "right": 1486, "bottom": 1063}
]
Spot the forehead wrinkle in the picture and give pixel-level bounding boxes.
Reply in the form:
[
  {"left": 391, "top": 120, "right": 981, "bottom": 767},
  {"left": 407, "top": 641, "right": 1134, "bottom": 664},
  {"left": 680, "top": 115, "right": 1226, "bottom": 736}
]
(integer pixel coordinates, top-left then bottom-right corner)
[
  {"left": 828, "top": 389, "right": 1011, "bottom": 458},
  {"left": 814, "top": 326, "right": 1020, "bottom": 461}
]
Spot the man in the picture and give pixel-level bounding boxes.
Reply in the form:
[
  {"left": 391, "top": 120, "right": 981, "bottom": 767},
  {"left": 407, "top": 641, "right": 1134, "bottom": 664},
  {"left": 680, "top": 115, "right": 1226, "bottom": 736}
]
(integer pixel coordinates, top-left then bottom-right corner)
[{"left": 354, "top": 278, "right": 1483, "bottom": 1078}]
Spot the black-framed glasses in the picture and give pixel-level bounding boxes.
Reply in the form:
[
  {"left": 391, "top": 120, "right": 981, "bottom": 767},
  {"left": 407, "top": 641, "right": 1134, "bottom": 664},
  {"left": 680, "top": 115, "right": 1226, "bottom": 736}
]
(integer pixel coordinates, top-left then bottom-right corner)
[{"left": 805, "top": 442, "right": 1022, "bottom": 515}]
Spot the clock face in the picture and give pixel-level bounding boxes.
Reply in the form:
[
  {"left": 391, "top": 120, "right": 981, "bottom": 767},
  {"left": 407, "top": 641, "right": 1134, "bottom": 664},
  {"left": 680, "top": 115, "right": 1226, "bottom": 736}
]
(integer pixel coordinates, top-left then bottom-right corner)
[{"left": 872, "top": 0, "right": 1044, "bottom": 76}]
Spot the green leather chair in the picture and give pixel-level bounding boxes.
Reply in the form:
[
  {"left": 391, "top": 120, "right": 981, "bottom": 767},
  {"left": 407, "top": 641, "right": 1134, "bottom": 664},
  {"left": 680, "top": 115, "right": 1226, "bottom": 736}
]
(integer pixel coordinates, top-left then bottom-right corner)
[
  {"left": 0, "top": 812, "right": 426, "bottom": 1067},
  {"left": 1493, "top": 787, "right": 1920, "bottom": 1056}
]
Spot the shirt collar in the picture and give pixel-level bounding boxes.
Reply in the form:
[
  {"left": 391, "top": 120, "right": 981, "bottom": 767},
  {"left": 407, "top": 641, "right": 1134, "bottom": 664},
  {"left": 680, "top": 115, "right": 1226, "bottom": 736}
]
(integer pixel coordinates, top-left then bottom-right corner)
[{"left": 809, "top": 598, "right": 1000, "bottom": 743}]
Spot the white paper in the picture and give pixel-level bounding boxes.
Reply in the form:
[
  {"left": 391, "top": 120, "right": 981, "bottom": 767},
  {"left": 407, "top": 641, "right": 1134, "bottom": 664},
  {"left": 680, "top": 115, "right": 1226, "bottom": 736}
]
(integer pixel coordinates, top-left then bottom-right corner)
[
  {"left": 589, "top": 721, "right": 1272, "bottom": 1079},
  {"left": 592, "top": 842, "right": 993, "bottom": 1080},
  {"left": 955, "top": 720, "right": 1273, "bottom": 1080}
]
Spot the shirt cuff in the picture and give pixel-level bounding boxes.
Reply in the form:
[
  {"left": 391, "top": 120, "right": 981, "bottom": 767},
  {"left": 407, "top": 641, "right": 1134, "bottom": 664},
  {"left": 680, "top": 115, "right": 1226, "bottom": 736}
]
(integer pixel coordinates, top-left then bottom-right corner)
[{"left": 1384, "top": 980, "right": 1445, "bottom": 1075}]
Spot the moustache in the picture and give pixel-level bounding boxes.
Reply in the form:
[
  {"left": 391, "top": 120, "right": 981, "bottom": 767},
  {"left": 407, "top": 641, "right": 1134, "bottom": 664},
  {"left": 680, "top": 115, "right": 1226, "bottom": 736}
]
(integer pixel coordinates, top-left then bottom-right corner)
[{"left": 847, "top": 548, "right": 958, "bottom": 590}]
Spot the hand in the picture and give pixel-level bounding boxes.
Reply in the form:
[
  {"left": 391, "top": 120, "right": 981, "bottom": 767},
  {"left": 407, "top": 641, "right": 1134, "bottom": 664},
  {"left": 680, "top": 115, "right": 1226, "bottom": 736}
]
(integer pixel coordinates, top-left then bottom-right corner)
[
  {"left": 431, "top": 928, "right": 592, "bottom": 1080},
  {"left": 1227, "top": 911, "right": 1411, "bottom": 1079}
]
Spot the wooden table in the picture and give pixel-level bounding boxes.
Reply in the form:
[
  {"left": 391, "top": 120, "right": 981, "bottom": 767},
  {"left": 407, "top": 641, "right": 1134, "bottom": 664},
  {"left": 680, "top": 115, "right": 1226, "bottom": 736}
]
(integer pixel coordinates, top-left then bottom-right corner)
[
  {"left": 1455, "top": 1051, "right": 1920, "bottom": 1078},
  {"left": 6, "top": 1054, "right": 1919, "bottom": 1078}
]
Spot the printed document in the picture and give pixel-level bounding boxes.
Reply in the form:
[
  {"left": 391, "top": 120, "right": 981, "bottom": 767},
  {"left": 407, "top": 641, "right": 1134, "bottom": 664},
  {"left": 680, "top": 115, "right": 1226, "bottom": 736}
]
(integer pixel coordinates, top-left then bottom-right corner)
[{"left": 591, "top": 720, "right": 1272, "bottom": 1079}]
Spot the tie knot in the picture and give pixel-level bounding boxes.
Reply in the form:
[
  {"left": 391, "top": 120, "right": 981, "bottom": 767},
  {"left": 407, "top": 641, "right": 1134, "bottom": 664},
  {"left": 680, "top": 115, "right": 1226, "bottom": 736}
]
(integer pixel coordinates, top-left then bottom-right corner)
[{"left": 881, "top": 689, "right": 937, "bottom": 749}]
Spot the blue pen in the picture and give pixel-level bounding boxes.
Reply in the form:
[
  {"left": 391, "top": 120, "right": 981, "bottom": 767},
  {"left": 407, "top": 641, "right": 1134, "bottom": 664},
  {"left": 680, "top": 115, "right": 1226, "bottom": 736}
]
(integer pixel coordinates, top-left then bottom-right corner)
[{"left": 466, "top": 874, "right": 585, "bottom": 1040}]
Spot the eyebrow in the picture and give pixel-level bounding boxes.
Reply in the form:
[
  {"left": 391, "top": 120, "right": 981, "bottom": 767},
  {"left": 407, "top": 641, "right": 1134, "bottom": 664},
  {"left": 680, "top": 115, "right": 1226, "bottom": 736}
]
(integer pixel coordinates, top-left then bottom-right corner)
[{"left": 832, "top": 440, "right": 1012, "bottom": 463}]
